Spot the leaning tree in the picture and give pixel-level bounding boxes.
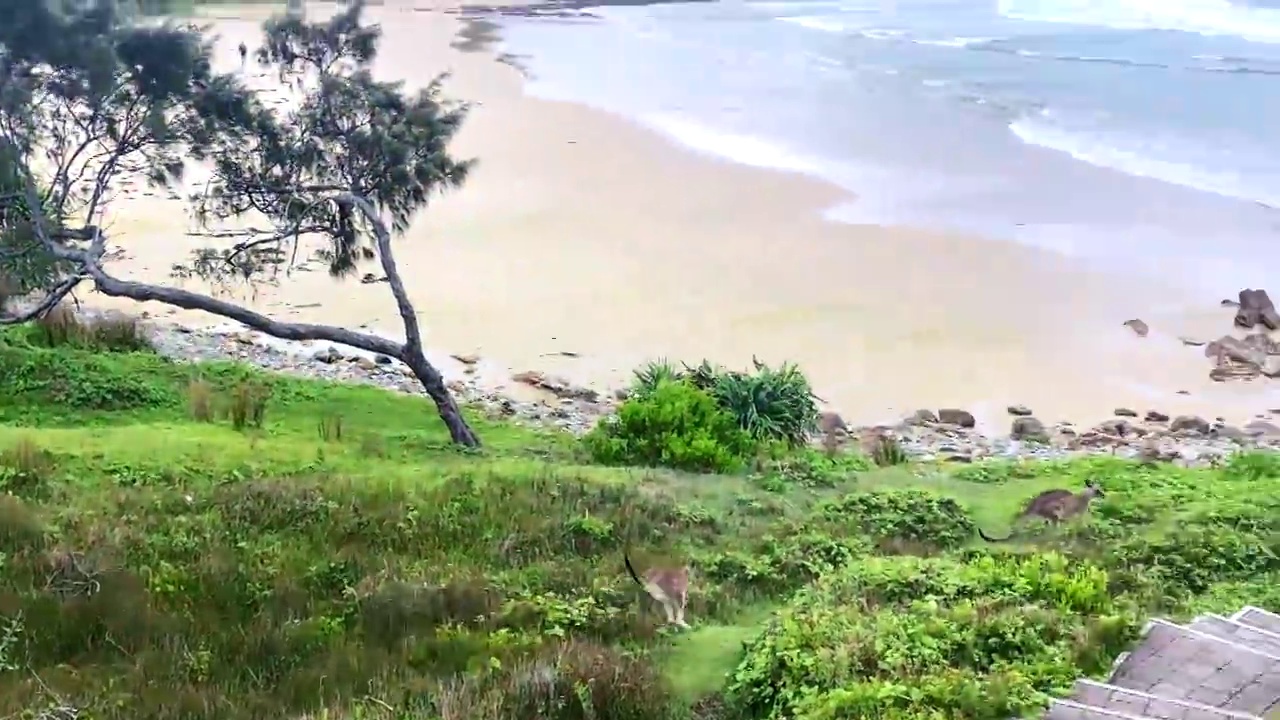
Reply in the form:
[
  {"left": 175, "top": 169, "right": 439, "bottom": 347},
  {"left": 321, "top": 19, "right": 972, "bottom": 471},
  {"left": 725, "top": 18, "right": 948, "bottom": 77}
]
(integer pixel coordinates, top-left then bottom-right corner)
[{"left": 0, "top": 0, "right": 482, "bottom": 445}]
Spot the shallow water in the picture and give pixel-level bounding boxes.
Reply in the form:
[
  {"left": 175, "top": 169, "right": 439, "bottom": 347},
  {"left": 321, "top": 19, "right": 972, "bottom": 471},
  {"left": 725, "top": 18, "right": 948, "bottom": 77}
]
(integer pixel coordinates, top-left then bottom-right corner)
[{"left": 497, "top": 0, "right": 1280, "bottom": 299}]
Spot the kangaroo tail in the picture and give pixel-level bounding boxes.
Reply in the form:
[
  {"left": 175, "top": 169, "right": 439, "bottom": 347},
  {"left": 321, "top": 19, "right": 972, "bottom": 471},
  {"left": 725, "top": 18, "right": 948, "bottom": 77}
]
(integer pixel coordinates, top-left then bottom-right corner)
[
  {"left": 978, "top": 527, "right": 1013, "bottom": 543},
  {"left": 624, "top": 552, "right": 645, "bottom": 587}
]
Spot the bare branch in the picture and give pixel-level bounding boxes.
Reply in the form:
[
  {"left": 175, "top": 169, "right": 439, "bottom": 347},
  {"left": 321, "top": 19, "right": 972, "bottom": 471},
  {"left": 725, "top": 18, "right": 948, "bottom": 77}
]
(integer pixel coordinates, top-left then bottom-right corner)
[{"left": 0, "top": 274, "right": 84, "bottom": 325}]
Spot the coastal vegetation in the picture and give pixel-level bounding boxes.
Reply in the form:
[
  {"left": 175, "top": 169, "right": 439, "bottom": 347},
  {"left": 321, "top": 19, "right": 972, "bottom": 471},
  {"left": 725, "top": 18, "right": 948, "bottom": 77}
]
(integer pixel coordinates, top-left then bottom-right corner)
[
  {"left": 0, "top": 0, "right": 482, "bottom": 446},
  {"left": 0, "top": 312, "right": 1278, "bottom": 719},
  {"left": 2, "top": 2, "right": 1279, "bottom": 719}
]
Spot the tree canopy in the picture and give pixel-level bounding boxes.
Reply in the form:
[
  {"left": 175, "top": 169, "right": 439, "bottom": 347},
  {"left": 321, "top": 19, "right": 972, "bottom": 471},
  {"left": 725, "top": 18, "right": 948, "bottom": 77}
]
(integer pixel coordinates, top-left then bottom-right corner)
[{"left": 0, "top": 0, "right": 482, "bottom": 445}]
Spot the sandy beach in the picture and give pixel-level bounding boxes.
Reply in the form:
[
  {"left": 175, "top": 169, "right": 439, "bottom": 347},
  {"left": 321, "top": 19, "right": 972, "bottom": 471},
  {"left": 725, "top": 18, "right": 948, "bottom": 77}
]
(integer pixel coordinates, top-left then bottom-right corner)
[{"left": 87, "top": 0, "right": 1280, "bottom": 431}]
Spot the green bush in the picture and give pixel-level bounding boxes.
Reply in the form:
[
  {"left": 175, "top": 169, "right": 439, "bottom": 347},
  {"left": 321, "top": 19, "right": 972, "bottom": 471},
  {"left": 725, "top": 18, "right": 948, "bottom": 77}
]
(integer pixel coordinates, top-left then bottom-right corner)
[
  {"left": 818, "top": 490, "right": 976, "bottom": 551},
  {"left": 0, "top": 344, "right": 176, "bottom": 411},
  {"left": 725, "top": 554, "right": 1139, "bottom": 720},
  {"left": 629, "top": 358, "right": 819, "bottom": 448},
  {"left": 583, "top": 380, "right": 754, "bottom": 473}
]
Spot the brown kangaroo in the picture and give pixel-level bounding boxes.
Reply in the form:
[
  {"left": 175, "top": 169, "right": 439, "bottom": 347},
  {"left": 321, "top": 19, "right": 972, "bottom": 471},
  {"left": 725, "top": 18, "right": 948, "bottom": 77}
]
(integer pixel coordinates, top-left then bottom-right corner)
[
  {"left": 978, "top": 480, "right": 1105, "bottom": 542},
  {"left": 625, "top": 553, "right": 691, "bottom": 629}
]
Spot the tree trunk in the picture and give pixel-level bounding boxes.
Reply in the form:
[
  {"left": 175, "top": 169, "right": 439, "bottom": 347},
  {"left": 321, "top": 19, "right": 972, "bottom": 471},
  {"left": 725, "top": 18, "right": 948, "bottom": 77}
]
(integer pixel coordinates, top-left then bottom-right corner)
[{"left": 403, "top": 348, "right": 480, "bottom": 447}]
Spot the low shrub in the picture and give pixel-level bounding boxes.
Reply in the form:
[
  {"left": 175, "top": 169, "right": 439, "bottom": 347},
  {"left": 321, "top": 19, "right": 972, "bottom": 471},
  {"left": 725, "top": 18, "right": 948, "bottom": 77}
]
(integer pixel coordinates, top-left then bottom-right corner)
[
  {"left": 753, "top": 450, "right": 870, "bottom": 490},
  {"left": 0, "top": 436, "right": 56, "bottom": 498},
  {"left": 228, "top": 380, "right": 271, "bottom": 430},
  {"left": 434, "top": 640, "right": 679, "bottom": 720},
  {"left": 584, "top": 380, "right": 754, "bottom": 473},
  {"left": 32, "top": 305, "right": 152, "bottom": 353},
  {"left": 0, "top": 345, "right": 176, "bottom": 411},
  {"left": 818, "top": 490, "right": 976, "bottom": 551},
  {"left": 187, "top": 377, "right": 215, "bottom": 422},
  {"left": 868, "top": 433, "right": 907, "bottom": 467},
  {"left": 725, "top": 553, "right": 1139, "bottom": 720},
  {"left": 628, "top": 358, "right": 819, "bottom": 449}
]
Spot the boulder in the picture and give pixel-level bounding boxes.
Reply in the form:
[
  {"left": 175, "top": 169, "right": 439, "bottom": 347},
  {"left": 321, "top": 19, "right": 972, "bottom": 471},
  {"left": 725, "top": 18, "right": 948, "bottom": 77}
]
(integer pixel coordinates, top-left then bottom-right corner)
[
  {"left": 937, "top": 408, "right": 975, "bottom": 428},
  {"left": 1144, "top": 410, "right": 1169, "bottom": 423},
  {"left": 1006, "top": 404, "right": 1033, "bottom": 416},
  {"left": 1169, "top": 414, "right": 1210, "bottom": 435},
  {"left": 818, "top": 411, "right": 848, "bottom": 436},
  {"left": 1244, "top": 419, "right": 1280, "bottom": 438},
  {"left": 904, "top": 409, "right": 937, "bottom": 426},
  {"left": 1010, "top": 416, "right": 1048, "bottom": 442},
  {"left": 1234, "top": 288, "right": 1280, "bottom": 330},
  {"left": 1114, "top": 407, "right": 1138, "bottom": 417}
]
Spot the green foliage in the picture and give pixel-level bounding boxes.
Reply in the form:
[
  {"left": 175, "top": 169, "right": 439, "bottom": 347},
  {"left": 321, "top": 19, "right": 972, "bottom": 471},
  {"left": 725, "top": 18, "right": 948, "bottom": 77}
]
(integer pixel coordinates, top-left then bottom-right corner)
[
  {"left": 952, "top": 460, "right": 1047, "bottom": 485},
  {"left": 725, "top": 554, "right": 1140, "bottom": 720},
  {"left": 27, "top": 306, "right": 154, "bottom": 353},
  {"left": 436, "top": 641, "right": 679, "bottom": 720},
  {"left": 194, "top": 1, "right": 473, "bottom": 280},
  {"left": 0, "top": 325, "right": 1277, "bottom": 719},
  {"left": 754, "top": 449, "right": 871, "bottom": 490},
  {"left": 629, "top": 358, "right": 819, "bottom": 448},
  {"left": 819, "top": 490, "right": 976, "bottom": 551},
  {"left": 584, "top": 380, "right": 754, "bottom": 473},
  {"left": 868, "top": 434, "right": 908, "bottom": 467},
  {"left": 0, "top": 143, "right": 69, "bottom": 297},
  {"left": 0, "top": 341, "right": 177, "bottom": 412}
]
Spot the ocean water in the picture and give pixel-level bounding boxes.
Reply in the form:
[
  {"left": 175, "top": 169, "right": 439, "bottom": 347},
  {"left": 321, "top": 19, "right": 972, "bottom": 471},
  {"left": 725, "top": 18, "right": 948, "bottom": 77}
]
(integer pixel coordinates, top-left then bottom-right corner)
[{"left": 495, "top": 0, "right": 1280, "bottom": 296}]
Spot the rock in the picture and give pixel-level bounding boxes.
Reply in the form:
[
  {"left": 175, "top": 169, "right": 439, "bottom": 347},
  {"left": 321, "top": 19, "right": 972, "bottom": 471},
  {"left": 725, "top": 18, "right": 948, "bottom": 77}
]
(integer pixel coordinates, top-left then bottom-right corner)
[
  {"left": 1234, "top": 288, "right": 1280, "bottom": 330},
  {"left": 1007, "top": 404, "right": 1033, "bottom": 416},
  {"left": 375, "top": 355, "right": 393, "bottom": 365},
  {"left": 355, "top": 357, "right": 377, "bottom": 371},
  {"left": 1244, "top": 419, "right": 1280, "bottom": 438},
  {"left": 1010, "top": 416, "right": 1048, "bottom": 442},
  {"left": 1169, "top": 414, "right": 1210, "bottom": 435},
  {"left": 818, "top": 411, "right": 848, "bottom": 435},
  {"left": 313, "top": 346, "right": 343, "bottom": 364},
  {"left": 1204, "top": 333, "right": 1272, "bottom": 368},
  {"left": 613, "top": 388, "right": 630, "bottom": 402},
  {"left": 452, "top": 353, "right": 481, "bottom": 365},
  {"left": 905, "top": 409, "right": 938, "bottom": 426},
  {"left": 937, "top": 408, "right": 975, "bottom": 428},
  {"left": 510, "top": 370, "right": 599, "bottom": 402},
  {"left": 1212, "top": 424, "right": 1247, "bottom": 442},
  {"left": 1123, "top": 318, "right": 1149, "bottom": 337},
  {"left": 1178, "top": 336, "right": 1206, "bottom": 347},
  {"left": 512, "top": 370, "right": 544, "bottom": 386},
  {"left": 1144, "top": 410, "right": 1169, "bottom": 423},
  {"left": 1095, "top": 418, "right": 1134, "bottom": 437},
  {"left": 1222, "top": 298, "right": 1241, "bottom": 308},
  {"left": 1114, "top": 408, "right": 1138, "bottom": 417}
]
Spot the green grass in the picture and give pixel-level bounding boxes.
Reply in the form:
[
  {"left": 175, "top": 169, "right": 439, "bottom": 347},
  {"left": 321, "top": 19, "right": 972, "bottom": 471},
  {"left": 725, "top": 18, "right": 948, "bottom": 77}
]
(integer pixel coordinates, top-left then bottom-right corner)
[{"left": 0, "top": 322, "right": 1277, "bottom": 720}]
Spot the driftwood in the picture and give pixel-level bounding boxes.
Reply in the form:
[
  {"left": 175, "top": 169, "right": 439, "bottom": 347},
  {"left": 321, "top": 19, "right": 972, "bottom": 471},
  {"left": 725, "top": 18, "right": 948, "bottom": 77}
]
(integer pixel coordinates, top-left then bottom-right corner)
[{"left": 1234, "top": 288, "right": 1280, "bottom": 330}]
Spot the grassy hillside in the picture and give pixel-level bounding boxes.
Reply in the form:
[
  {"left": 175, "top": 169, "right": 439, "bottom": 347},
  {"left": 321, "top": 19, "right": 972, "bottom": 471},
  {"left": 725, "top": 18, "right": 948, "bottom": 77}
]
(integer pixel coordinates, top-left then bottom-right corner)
[{"left": 0, "top": 320, "right": 1278, "bottom": 720}]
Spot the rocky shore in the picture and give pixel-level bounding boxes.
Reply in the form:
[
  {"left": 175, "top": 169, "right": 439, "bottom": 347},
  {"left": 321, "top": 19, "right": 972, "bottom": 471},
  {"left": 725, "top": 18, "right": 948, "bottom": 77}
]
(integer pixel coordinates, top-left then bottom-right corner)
[{"left": 136, "top": 319, "right": 1280, "bottom": 468}]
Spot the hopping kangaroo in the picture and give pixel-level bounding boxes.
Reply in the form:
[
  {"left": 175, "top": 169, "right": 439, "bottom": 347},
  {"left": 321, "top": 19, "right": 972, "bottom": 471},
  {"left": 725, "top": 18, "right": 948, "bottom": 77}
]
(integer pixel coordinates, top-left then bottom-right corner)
[
  {"left": 978, "top": 480, "right": 1105, "bottom": 542},
  {"left": 625, "top": 553, "right": 691, "bottom": 629}
]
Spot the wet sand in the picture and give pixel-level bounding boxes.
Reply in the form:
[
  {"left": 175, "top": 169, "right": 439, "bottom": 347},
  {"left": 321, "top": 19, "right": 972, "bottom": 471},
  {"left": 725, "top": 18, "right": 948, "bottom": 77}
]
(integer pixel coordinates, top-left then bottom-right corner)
[{"left": 87, "top": 1, "right": 1280, "bottom": 431}]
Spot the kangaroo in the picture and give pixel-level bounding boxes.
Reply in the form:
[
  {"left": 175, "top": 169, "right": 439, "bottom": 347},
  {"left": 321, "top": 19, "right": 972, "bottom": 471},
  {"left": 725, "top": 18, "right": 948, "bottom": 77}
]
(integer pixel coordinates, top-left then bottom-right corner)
[
  {"left": 978, "top": 480, "right": 1105, "bottom": 542},
  {"left": 625, "top": 553, "right": 691, "bottom": 629}
]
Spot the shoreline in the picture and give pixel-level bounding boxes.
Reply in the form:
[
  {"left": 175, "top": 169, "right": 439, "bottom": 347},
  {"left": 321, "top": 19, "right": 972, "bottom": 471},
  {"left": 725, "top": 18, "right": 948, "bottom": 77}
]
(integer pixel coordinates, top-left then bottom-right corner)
[{"left": 81, "top": 0, "right": 1280, "bottom": 435}]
